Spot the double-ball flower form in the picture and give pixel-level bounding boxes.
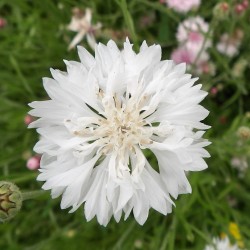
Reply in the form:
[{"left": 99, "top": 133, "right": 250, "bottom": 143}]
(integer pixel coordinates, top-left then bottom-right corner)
[{"left": 29, "top": 39, "right": 210, "bottom": 226}]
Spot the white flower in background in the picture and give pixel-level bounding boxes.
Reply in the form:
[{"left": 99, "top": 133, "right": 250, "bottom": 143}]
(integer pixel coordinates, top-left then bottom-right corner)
[
  {"left": 166, "top": 0, "right": 201, "bottom": 13},
  {"left": 177, "top": 16, "right": 211, "bottom": 51},
  {"left": 231, "top": 156, "right": 248, "bottom": 178},
  {"left": 204, "top": 237, "right": 241, "bottom": 250},
  {"left": 216, "top": 30, "right": 244, "bottom": 57},
  {"left": 29, "top": 39, "right": 210, "bottom": 226},
  {"left": 67, "top": 8, "right": 102, "bottom": 51}
]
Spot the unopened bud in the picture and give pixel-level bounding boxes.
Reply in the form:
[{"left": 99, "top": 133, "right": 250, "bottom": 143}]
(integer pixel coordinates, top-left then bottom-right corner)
[
  {"left": 237, "top": 126, "right": 250, "bottom": 140},
  {"left": 0, "top": 17, "right": 7, "bottom": 28},
  {"left": 0, "top": 181, "right": 22, "bottom": 222},
  {"left": 24, "top": 115, "right": 33, "bottom": 125},
  {"left": 235, "top": 4, "right": 245, "bottom": 14},
  {"left": 232, "top": 58, "right": 248, "bottom": 78},
  {"left": 26, "top": 155, "right": 41, "bottom": 170},
  {"left": 242, "top": 0, "right": 249, "bottom": 8},
  {"left": 213, "top": 2, "right": 230, "bottom": 20},
  {"left": 245, "top": 112, "right": 250, "bottom": 119}
]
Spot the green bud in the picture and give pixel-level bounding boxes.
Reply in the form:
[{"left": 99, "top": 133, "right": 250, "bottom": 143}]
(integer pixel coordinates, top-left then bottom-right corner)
[
  {"left": 232, "top": 59, "right": 248, "bottom": 78},
  {"left": 213, "top": 2, "right": 230, "bottom": 20},
  {"left": 0, "top": 181, "right": 22, "bottom": 222},
  {"left": 237, "top": 126, "right": 250, "bottom": 140}
]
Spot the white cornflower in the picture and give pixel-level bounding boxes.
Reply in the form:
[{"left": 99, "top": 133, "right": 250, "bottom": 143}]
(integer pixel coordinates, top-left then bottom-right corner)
[
  {"left": 67, "top": 8, "right": 102, "bottom": 51},
  {"left": 204, "top": 237, "right": 241, "bottom": 250},
  {"left": 29, "top": 39, "right": 210, "bottom": 226}
]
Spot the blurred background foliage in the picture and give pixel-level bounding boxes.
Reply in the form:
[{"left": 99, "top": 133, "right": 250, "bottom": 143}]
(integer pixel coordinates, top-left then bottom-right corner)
[{"left": 0, "top": 0, "right": 250, "bottom": 249}]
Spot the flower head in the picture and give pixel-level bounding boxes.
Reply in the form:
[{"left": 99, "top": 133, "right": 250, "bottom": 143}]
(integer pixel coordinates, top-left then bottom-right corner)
[
  {"left": 171, "top": 44, "right": 209, "bottom": 65},
  {"left": 67, "top": 8, "right": 102, "bottom": 51},
  {"left": 27, "top": 155, "right": 41, "bottom": 170},
  {"left": 176, "top": 16, "right": 211, "bottom": 50},
  {"left": 166, "top": 0, "right": 201, "bottom": 13},
  {"left": 24, "top": 114, "right": 34, "bottom": 125},
  {"left": 204, "top": 236, "right": 241, "bottom": 250},
  {"left": 0, "top": 181, "right": 22, "bottom": 222},
  {"left": 0, "top": 17, "right": 7, "bottom": 29},
  {"left": 29, "top": 39, "right": 210, "bottom": 226},
  {"left": 216, "top": 30, "right": 244, "bottom": 57}
]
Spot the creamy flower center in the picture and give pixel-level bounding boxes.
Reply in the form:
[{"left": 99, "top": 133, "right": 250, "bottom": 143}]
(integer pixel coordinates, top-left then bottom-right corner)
[
  {"left": 65, "top": 92, "right": 171, "bottom": 158},
  {"left": 97, "top": 94, "right": 153, "bottom": 154}
]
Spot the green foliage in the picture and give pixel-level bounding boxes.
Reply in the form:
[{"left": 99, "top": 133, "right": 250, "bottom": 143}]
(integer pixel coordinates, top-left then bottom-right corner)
[{"left": 0, "top": 0, "right": 250, "bottom": 249}]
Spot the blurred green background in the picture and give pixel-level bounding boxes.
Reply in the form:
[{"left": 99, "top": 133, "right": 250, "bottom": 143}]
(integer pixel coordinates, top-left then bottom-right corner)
[{"left": 0, "top": 0, "right": 250, "bottom": 249}]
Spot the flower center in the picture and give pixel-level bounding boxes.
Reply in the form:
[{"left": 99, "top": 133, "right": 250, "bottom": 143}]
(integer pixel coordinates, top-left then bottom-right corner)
[
  {"left": 65, "top": 91, "right": 172, "bottom": 163},
  {"left": 97, "top": 94, "right": 153, "bottom": 154},
  {"left": 188, "top": 31, "right": 203, "bottom": 43}
]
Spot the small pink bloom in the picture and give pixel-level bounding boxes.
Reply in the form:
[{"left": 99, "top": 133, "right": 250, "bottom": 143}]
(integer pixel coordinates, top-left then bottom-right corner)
[
  {"left": 26, "top": 156, "right": 41, "bottom": 170},
  {"left": 0, "top": 17, "right": 7, "bottom": 28},
  {"left": 235, "top": 4, "right": 245, "bottom": 14},
  {"left": 188, "top": 31, "right": 203, "bottom": 43},
  {"left": 242, "top": 0, "right": 249, "bottom": 8},
  {"left": 220, "top": 2, "right": 229, "bottom": 12},
  {"left": 210, "top": 87, "right": 218, "bottom": 96},
  {"left": 171, "top": 47, "right": 195, "bottom": 64},
  {"left": 176, "top": 17, "right": 211, "bottom": 52},
  {"left": 24, "top": 115, "right": 33, "bottom": 125},
  {"left": 166, "top": 0, "right": 200, "bottom": 13}
]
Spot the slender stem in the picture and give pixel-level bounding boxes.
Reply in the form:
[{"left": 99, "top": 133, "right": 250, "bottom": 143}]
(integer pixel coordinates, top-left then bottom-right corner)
[
  {"left": 116, "top": 0, "right": 139, "bottom": 51},
  {"left": 22, "top": 190, "right": 47, "bottom": 201},
  {"left": 137, "top": 0, "right": 180, "bottom": 23},
  {"left": 10, "top": 173, "right": 38, "bottom": 183},
  {"left": 112, "top": 221, "right": 136, "bottom": 250},
  {"left": 191, "top": 19, "right": 217, "bottom": 71}
]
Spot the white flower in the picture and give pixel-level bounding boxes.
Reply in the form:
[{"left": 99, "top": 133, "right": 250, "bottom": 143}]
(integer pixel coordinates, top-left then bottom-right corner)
[
  {"left": 204, "top": 237, "right": 241, "bottom": 250},
  {"left": 67, "top": 8, "right": 102, "bottom": 51},
  {"left": 216, "top": 30, "right": 244, "bottom": 58},
  {"left": 29, "top": 39, "right": 210, "bottom": 226}
]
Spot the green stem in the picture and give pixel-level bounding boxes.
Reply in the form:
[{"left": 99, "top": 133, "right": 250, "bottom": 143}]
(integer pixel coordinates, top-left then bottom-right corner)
[
  {"left": 10, "top": 173, "right": 38, "bottom": 183},
  {"left": 116, "top": 0, "right": 139, "bottom": 51},
  {"left": 112, "top": 221, "right": 136, "bottom": 250},
  {"left": 22, "top": 190, "right": 47, "bottom": 201},
  {"left": 137, "top": 0, "right": 180, "bottom": 23},
  {"left": 191, "top": 19, "right": 217, "bottom": 70}
]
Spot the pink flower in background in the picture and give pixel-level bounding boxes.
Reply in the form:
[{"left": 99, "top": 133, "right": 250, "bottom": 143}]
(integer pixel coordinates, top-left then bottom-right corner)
[
  {"left": 199, "top": 62, "right": 216, "bottom": 75},
  {"left": 171, "top": 44, "right": 209, "bottom": 67},
  {"left": 166, "top": 0, "right": 201, "bottom": 13},
  {"left": 27, "top": 155, "right": 41, "bottom": 170},
  {"left": 176, "top": 17, "right": 211, "bottom": 50},
  {"left": 0, "top": 17, "right": 7, "bottom": 28},
  {"left": 216, "top": 30, "right": 244, "bottom": 57},
  {"left": 171, "top": 46, "right": 196, "bottom": 64},
  {"left": 171, "top": 16, "right": 212, "bottom": 74},
  {"left": 210, "top": 87, "right": 218, "bottom": 96},
  {"left": 24, "top": 115, "right": 34, "bottom": 125}
]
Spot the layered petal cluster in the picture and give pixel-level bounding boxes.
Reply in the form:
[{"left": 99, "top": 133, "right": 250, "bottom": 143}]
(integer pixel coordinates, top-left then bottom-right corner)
[
  {"left": 204, "top": 237, "right": 242, "bottom": 250},
  {"left": 166, "top": 0, "right": 200, "bottom": 13},
  {"left": 29, "top": 39, "right": 210, "bottom": 226},
  {"left": 172, "top": 17, "right": 212, "bottom": 74}
]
